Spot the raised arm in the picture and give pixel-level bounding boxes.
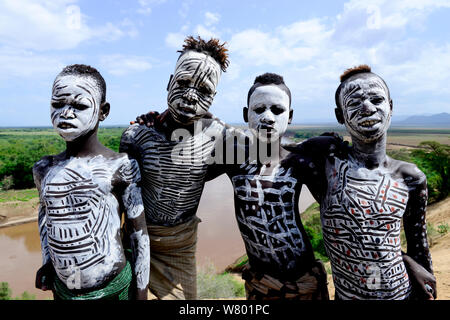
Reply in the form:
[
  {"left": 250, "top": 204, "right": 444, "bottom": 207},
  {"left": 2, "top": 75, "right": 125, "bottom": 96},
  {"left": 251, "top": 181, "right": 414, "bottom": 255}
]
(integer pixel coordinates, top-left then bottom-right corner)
[{"left": 120, "top": 159, "right": 150, "bottom": 300}]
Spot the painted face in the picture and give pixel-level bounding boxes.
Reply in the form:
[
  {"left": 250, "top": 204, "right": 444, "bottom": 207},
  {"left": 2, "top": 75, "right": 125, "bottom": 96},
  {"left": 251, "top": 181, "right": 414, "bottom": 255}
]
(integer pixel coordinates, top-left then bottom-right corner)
[
  {"left": 339, "top": 74, "right": 391, "bottom": 142},
  {"left": 50, "top": 75, "right": 102, "bottom": 141},
  {"left": 248, "top": 85, "right": 291, "bottom": 142},
  {"left": 167, "top": 50, "right": 221, "bottom": 124}
]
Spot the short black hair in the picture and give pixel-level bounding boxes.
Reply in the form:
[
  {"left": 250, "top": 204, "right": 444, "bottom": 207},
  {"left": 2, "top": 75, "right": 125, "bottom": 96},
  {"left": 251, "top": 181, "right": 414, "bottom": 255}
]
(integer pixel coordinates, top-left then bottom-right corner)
[
  {"left": 335, "top": 64, "right": 390, "bottom": 110},
  {"left": 57, "top": 64, "right": 107, "bottom": 104},
  {"left": 178, "top": 36, "right": 229, "bottom": 72},
  {"left": 247, "top": 73, "right": 291, "bottom": 107}
]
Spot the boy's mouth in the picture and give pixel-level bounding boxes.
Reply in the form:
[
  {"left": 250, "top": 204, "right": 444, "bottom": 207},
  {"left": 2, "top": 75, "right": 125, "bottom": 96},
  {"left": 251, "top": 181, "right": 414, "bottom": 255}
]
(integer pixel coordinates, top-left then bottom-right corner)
[
  {"left": 358, "top": 119, "right": 381, "bottom": 128},
  {"left": 57, "top": 122, "right": 77, "bottom": 129}
]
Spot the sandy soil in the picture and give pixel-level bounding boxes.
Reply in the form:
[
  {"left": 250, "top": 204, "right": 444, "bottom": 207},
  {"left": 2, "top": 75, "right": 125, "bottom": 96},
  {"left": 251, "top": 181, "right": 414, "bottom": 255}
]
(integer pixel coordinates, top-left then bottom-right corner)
[{"left": 0, "top": 198, "right": 39, "bottom": 228}]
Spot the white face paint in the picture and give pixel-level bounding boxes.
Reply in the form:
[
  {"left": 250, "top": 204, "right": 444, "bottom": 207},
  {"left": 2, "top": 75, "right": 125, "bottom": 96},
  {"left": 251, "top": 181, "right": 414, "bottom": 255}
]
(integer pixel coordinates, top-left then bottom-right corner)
[
  {"left": 339, "top": 75, "right": 391, "bottom": 143},
  {"left": 51, "top": 75, "right": 102, "bottom": 141},
  {"left": 248, "top": 85, "right": 291, "bottom": 142},
  {"left": 167, "top": 50, "right": 221, "bottom": 124}
]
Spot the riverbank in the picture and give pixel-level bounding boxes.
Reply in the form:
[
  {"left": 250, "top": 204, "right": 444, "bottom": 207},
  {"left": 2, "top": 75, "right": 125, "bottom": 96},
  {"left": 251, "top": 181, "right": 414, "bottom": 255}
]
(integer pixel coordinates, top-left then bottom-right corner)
[{"left": 0, "top": 190, "right": 39, "bottom": 229}]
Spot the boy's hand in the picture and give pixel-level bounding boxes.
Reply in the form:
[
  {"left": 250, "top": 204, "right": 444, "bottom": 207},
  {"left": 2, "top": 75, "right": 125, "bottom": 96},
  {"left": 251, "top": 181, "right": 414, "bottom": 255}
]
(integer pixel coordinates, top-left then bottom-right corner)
[
  {"left": 403, "top": 254, "right": 437, "bottom": 299},
  {"left": 35, "top": 262, "right": 55, "bottom": 291},
  {"left": 130, "top": 110, "right": 161, "bottom": 127}
]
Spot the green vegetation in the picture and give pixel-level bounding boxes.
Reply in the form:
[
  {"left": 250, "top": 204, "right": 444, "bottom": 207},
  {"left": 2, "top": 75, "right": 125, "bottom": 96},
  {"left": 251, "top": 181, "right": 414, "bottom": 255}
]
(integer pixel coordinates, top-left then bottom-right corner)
[
  {"left": 197, "top": 262, "right": 245, "bottom": 299},
  {"left": 0, "top": 188, "right": 38, "bottom": 203},
  {"left": 301, "top": 202, "right": 328, "bottom": 262},
  {"left": 0, "top": 282, "right": 36, "bottom": 300},
  {"left": 0, "top": 127, "right": 125, "bottom": 190}
]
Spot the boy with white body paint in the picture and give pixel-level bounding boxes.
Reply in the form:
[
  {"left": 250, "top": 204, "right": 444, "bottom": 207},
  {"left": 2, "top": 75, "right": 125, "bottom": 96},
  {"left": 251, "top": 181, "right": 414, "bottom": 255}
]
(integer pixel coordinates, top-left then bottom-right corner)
[
  {"left": 33, "top": 64, "right": 150, "bottom": 300},
  {"left": 287, "top": 65, "right": 436, "bottom": 299},
  {"left": 120, "top": 36, "right": 231, "bottom": 300},
  {"left": 206, "top": 73, "right": 330, "bottom": 299}
]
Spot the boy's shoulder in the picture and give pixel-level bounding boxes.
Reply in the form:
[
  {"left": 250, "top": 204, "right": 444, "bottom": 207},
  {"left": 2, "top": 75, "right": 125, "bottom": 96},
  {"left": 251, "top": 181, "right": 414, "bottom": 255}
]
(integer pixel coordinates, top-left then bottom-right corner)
[
  {"left": 32, "top": 152, "right": 64, "bottom": 181},
  {"left": 284, "top": 132, "right": 349, "bottom": 159},
  {"left": 121, "top": 123, "right": 166, "bottom": 145},
  {"left": 388, "top": 156, "right": 426, "bottom": 189}
]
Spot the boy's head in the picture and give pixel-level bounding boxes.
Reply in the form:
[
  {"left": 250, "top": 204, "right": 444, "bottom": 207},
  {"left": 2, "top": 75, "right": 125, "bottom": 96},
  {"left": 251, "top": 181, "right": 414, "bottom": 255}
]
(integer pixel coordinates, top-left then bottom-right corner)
[
  {"left": 167, "top": 36, "right": 229, "bottom": 125},
  {"left": 51, "top": 64, "right": 110, "bottom": 141},
  {"left": 335, "top": 64, "right": 392, "bottom": 142},
  {"left": 244, "top": 73, "right": 293, "bottom": 142}
]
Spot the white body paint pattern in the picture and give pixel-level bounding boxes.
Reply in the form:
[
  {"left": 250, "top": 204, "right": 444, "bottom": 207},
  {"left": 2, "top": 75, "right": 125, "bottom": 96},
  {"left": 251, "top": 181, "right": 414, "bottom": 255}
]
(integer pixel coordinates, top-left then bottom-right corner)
[
  {"left": 321, "top": 156, "right": 412, "bottom": 299},
  {"left": 231, "top": 163, "right": 306, "bottom": 272},
  {"left": 38, "top": 155, "right": 141, "bottom": 289},
  {"left": 130, "top": 231, "right": 150, "bottom": 290},
  {"left": 120, "top": 121, "right": 224, "bottom": 226}
]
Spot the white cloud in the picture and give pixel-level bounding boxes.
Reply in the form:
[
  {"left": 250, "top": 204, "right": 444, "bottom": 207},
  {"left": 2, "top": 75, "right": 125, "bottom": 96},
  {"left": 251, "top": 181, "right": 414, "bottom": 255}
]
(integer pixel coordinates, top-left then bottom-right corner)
[
  {"left": 0, "top": 0, "right": 128, "bottom": 51},
  {"left": 205, "top": 12, "right": 220, "bottom": 26},
  {"left": 137, "top": 0, "right": 167, "bottom": 15},
  {"left": 100, "top": 54, "right": 153, "bottom": 76},
  {"left": 221, "top": 0, "right": 450, "bottom": 119}
]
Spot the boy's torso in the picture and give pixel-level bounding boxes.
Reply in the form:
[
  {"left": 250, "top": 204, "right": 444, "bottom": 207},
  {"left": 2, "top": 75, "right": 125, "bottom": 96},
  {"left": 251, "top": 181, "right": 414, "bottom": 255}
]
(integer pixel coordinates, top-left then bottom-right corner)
[
  {"left": 40, "top": 154, "right": 129, "bottom": 289},
  {"left": 121, "top": 120, "right": 225, "bottom": 226},
  {"left": 321, "top": 155, "right": 412, "bottom": 299}
]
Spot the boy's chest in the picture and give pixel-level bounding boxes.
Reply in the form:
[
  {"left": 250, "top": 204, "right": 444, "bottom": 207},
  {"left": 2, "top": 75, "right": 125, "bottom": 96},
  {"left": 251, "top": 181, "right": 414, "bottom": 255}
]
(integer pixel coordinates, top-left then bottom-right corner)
[
  {"left": 232, "top": 164, "right": 299, "bottom": 206},
  {"left": 325, "top": 159, "right": 409, "bottom": 222},
  {"left": 41, "top": 159, "right": 118, "bottom": 212}
]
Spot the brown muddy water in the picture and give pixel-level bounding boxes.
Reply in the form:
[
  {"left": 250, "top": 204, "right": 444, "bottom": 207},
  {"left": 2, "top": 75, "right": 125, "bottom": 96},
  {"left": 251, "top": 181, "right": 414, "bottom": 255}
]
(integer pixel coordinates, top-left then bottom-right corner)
[{"left": 0, "top": 173, "right": 315, "bottom": 299}]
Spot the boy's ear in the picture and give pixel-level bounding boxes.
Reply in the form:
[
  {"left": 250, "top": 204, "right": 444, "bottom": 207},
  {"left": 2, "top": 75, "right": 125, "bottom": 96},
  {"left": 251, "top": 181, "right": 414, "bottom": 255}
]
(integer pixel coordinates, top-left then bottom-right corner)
[
  {"left": 335, "top": 107, "right": 344, "bottom": 124},
  {"left": 389, "top": 99, "right": 393, "bottom": 115},
  {"left": 288, "top": 109, "right": 293, "bottom": 124},
  {"left": 243, "top": 107, "right": 249, "bottom": 123},
  {"left": 167, "top": 74, "right": 173, "bottom": 92},
  {"left": 99, "top": 102, "right": 110, "bottom": 121}
]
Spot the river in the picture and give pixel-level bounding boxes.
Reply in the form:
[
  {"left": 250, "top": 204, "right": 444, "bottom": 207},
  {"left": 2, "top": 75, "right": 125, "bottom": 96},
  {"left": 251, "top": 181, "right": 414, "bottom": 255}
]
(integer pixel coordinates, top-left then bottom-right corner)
[{"left": 0, "top": 173, "right": 315, "bottom": 299}]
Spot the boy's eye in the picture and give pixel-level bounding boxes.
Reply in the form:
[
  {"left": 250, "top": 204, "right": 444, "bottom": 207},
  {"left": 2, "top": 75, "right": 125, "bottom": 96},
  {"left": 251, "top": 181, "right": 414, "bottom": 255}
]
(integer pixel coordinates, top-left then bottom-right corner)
[
  {"left": 271, "top": 105, "right": 285, "bottom": 115},
  {"left": 51, "top": 102, "right": 65, "bottom": 109},
  {"left": 199, "top": 86, "right": 212, "bottom": 95},
  {"left": 370, "top": 97, "right": 384, "bottom": 105},
  {"left": 254, "top": 106, "right": 265, "bottom": 114},
  {"left": 72, "top": 103, "right": 89, "bottom": 110},
  {"left": 176, "top": 79, "right": 190, "bottom": 87}
]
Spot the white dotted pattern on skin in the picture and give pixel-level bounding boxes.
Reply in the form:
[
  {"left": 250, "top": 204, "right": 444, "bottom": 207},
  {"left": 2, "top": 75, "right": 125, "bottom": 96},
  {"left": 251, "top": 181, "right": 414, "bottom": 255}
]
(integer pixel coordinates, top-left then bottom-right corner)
[{"left": 322, "top": 156, "right": 412, "bottom": 300}]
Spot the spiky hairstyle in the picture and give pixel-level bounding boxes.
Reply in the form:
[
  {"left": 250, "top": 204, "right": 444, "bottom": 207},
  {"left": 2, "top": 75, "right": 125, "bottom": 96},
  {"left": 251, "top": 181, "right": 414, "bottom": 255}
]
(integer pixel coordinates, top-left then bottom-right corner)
[
  {"left": 178, "top": 36, "right": 229, "bottom": 72},
  {"left": 335, "top": 64, "right": 390, "bottom": 109},
  {"left": 247, "top": 72, "right": 291, "bottom": 107},
  {"left": 58, "top": 64, "right": 107, "bottom": 103},
  {"left": 339, "top": 64, "right": 372, "bottom": 83}
]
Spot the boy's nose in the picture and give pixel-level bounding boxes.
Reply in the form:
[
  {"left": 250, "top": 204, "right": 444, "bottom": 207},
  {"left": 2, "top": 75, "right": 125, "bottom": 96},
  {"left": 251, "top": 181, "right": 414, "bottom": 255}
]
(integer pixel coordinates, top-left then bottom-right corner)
[
  {"left": 182, "top": 88, "right": 199, "bottom": 104},
  {"left": 61, "top": 106, "right": 75, "bottom": 119},
  {"left": 361, "top": 100, "right": 377, "bottom": 115}
]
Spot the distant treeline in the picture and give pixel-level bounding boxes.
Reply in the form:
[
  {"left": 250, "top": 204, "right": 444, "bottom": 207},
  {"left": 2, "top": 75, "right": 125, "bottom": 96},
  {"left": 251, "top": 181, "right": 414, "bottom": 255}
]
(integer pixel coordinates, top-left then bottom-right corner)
[
  {"left": 0, "top": 128, "right": 449, "bottom": 204},
  {"left": 0, "top": 128, "right": 124, "bottom": 190}
]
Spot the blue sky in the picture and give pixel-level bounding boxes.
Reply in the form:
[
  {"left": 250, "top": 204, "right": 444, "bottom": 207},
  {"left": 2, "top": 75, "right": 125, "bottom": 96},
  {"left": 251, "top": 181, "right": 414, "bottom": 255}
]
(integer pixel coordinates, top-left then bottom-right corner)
[{"left": 1, "top": 0, "right": 450, "bottom": 126}]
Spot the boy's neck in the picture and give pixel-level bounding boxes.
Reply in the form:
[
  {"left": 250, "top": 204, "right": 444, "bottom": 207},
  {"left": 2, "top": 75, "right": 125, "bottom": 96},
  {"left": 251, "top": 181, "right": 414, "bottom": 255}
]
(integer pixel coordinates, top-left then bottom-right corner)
[
  {"left": 254, "top": 137, "right": 287, "bottom": 166},
  {"left": 65, "top": 129, "right": 105, "bottom": 158},
  {"left": 350, "top": 134, "right": 388, "bottom": 169},
  {"left": 158, "top": 112, "right": 197, "bottom": 138}
]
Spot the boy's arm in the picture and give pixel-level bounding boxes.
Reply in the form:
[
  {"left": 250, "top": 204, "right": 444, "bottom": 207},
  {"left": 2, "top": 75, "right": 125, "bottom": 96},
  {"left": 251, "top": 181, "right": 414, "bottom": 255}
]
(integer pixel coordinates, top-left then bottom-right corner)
[
  {"left": 121, "top": 159, "right": 150, "bottom": 300},
  {"left": 403, "top": 169, "right": 435, "bottom": 299},
  {"left": 33, "top": 160, "right": 54, "bottom": 291}
]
